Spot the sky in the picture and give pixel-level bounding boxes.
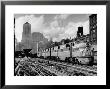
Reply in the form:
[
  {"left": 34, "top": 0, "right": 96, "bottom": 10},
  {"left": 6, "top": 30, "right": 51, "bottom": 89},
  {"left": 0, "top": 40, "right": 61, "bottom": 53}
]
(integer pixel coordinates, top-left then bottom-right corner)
[{"left": 15, "top": 14, "right": 90, "bottom": 42}]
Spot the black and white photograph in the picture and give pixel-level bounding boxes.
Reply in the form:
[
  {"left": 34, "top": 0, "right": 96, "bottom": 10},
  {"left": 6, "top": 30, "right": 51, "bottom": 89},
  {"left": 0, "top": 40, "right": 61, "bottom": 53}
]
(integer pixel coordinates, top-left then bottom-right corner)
[
  {"left": 2, "top": 2, "right": 107, "bottom": 85},
  {"left": 14, "top": 14, "right": 97, "bottom": 76}
]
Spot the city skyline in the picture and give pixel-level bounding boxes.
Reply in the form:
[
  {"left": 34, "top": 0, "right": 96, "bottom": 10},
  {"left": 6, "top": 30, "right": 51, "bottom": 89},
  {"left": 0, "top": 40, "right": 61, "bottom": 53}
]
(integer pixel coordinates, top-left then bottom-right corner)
[{"left": 15, "top": 14, "right": 90, "bottom": 42}]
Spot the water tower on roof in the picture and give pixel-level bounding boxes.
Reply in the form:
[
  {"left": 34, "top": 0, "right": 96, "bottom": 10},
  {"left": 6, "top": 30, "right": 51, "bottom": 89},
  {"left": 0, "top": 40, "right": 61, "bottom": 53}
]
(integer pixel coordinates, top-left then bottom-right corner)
[{"left": 77, "top": 26, "right": 83, "bottom": 38}]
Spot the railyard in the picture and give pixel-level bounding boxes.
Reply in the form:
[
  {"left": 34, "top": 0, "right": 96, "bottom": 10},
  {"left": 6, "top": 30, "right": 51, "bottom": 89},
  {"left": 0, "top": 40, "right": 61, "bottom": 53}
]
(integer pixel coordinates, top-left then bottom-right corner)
[{"left": 15, "top": 57, "right": 97, "bottom": 76}]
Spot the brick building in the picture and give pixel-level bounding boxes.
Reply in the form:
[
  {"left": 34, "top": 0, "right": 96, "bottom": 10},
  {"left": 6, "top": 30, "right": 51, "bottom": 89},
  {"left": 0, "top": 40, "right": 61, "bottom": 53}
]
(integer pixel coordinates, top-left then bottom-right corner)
[{"left": 89, "top": 14, "right": 97, "bottom": 44}]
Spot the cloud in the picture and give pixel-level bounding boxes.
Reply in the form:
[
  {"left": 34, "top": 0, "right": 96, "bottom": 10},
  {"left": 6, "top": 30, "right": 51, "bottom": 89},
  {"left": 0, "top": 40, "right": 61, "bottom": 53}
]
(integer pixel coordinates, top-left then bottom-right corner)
[
  {"left": 83, "top": 20, "right": 89, "bottom": 35},
  {"left": 52, "top": 20, "right": 89, "bottom": 42},
  {"left": 42, "top": 19, "right": 65, "bottom": 40},
  {"left": 60, "top": 14, "right": 70, "bottom": 19},
  {"left": 54, "top": 14, "right": 70, "bottom": 20},
  {"left": 15, "top": 14, "right": 89, "bottom": 42},
  {"left": 50, "top": 20, "right": 59, "bottom": 28}
]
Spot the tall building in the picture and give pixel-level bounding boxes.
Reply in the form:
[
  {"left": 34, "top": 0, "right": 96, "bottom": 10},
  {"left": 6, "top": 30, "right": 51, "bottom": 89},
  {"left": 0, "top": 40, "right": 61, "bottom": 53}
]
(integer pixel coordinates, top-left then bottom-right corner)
[
  {"left": 22, "top": 22, "right": 31, "bottom": 42},
  {"left": 21, "top": 22, "right": 32, "bottom": 49},
  {"left": 32, "top": 32, "right": 44, "bottom": 42},
  {"left": 89, "top": 14, "right": 97, "bottom": 43},
  {"left": 32, "top": 32, "right": 44, "bottom": 53},
  {"left": 16, "top": 22, "right": 49, "bottom": 52}
]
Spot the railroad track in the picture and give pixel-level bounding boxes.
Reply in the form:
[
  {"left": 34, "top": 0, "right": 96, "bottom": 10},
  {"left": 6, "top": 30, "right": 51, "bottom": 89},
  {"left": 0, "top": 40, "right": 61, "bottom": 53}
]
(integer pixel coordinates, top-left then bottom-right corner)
[
  {"left": 33, "top": 58, "right": 97, "bottom": 76},
  {"left": 29, "top": 62, "right": 57, "bottom": 76},
  {"left": 15, "top": 58, "right": 97, "bottom": 76},
  {"left": 15, "top": 59, "right": 57, "bottom": 76}
]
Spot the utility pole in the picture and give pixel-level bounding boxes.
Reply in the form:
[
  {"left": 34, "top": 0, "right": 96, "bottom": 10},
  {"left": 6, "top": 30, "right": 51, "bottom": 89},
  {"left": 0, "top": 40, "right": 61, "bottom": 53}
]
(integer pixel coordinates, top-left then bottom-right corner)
[
  {"left": 50, "top": 47, "right": 51, "bottom": 59},
  {"left": 70, "top": 42, "right": 72, "bottom": 58},
  {"left": 36, "top": 42, "right": 38, "bottom": 56},
  {"left": 49, "top": 38, "right": 52, "bottom": 59},
  {"left": 57, "top": 45, "right": 60, "bottom": 57}
]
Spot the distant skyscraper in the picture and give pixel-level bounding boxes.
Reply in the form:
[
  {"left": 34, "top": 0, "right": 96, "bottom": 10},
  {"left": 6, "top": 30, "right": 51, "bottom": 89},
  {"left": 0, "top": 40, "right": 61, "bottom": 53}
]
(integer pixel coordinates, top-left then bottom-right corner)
[
  {"left": 22, "top": 22, "right": 31, "bottom": 42},
  {"left": 21, "top": 22, "right": 32, "bottom": 49}
]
